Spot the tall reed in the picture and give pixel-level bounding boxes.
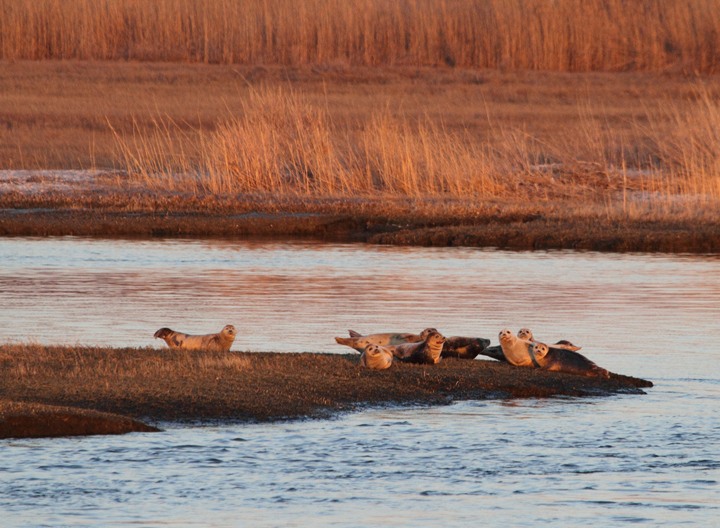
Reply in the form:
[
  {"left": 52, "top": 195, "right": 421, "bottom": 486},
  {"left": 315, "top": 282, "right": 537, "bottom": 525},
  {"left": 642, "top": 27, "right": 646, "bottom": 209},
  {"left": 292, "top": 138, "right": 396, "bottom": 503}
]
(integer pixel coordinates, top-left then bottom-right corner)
[
  {"left": 112, "top": 86, "right": 720, "bottom": 207},
  {"left": 2, "top": 0, "right": 719, "bottom": 72}
]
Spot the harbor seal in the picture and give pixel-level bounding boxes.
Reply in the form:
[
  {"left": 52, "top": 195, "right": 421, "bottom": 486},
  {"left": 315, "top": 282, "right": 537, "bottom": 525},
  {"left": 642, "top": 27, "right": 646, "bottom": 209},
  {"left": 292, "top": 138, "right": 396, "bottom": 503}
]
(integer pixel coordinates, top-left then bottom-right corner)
[
  {"left": 498, "top": 329, "right": 537, "bottom": 367},
  {"left": 518, "top": 328, "right": 582, "bottom": 351},
  {"left": 385, "top": 331, "right": 446, "bottom": 365},
  {"left": 530, "top": 343, "right": 609, "bottom": 378},
  {"left": 477, "top": 344, "right": 508, "bottom": 362},
  {"left": 335, "top": 328, "right": 437, "bottom": 353},
  {"left": 153, "top": 325, "right": 236, "bottom": 351},
  {"left": 441, "top": 336, "right": 492, "bottom": 359},
  {"left": 360, "top": 344, "right": 394, "bottom": 370}
]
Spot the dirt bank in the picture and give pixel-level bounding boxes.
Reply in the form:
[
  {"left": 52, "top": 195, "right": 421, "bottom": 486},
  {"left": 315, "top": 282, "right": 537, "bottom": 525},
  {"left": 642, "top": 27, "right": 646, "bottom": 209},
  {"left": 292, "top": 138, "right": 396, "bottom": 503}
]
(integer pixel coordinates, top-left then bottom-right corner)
[
  {"left": 1, "top": 205, "right": 719, "bottom": 253},
  {"left": 1, "top": 345, "right": 652, "bottom": 434},
  {"left": 0, "top": 400, "right": 160, "bottom": 439}
]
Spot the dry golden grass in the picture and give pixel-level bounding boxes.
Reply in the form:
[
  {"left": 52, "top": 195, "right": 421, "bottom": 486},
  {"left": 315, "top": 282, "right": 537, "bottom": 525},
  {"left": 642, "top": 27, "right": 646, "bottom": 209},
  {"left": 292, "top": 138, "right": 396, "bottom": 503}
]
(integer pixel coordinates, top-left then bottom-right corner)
[
  {"left": 2, "top": 0, "right": 719, "bottom": 73},
  {"left": 113, "top": 82, "right": 720, "bottom": 210},
  {"left": 2, "top": 61, "right": 720, "bottom": 219}
]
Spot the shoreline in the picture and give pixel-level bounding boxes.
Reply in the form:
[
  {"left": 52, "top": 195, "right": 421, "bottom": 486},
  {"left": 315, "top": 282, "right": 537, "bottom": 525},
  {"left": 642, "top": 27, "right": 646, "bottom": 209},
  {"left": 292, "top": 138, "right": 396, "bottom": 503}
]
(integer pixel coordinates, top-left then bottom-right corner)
[
  {"left": 2, "top": 205, "right": 720, "bottom": 253},
  {"left": 1, "top": 345, "right": 652, "bottom": 439}
]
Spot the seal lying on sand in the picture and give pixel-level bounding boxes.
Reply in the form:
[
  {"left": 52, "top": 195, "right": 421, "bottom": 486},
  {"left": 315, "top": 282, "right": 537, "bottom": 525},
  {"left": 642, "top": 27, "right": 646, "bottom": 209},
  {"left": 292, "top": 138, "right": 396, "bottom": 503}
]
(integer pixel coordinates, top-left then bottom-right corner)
[
  {"left": 530, "top": 342, "right": 610, "bottom": 378},
  {"left": 335, "top": 328, "right": 437, "bottom": 353},
  {"left": 154, "top": 325, "right": 236, "bottom": 351},
  {"left": 441, "top": 336, "right": 492, "bottom": 359},
  {"left": 498, "top": 329, "right": 537, "bottom": 367},
  {"left": 518, "top": 328, "right": 581, "bottom": 351},
  {"left": 360, "top": 344, "right": 394, "bottom": 370},
  {"left": 385, "top": 331, "right": 446, "bottom": 365}
]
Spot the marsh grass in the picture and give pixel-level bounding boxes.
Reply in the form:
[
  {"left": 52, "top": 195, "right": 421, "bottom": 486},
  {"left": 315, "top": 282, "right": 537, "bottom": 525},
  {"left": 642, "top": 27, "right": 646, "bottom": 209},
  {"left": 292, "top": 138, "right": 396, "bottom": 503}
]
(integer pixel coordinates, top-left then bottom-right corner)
[
  {"left": 111, "top": 84, "right": 720, "bottom": 214},
  {"left": 0, "top": 343, "right": 650, "bottom": 423},
  {"left": 2, "top": 0, "right": 719, "bottom": 73}
]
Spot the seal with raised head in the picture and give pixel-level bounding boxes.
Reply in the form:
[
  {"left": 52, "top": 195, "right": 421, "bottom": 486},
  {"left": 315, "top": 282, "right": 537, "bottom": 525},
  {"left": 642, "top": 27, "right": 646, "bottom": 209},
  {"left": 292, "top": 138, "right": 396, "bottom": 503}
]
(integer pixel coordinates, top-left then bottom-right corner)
[
  {"left": 360, "top": 344, "right": 394, "bottom": 370},
  {"left": 335, "top": 328, "right": 437, "bottom": 353},
  {"left": 154, "top": 325, "right": 236, "bottom": 351},
  {"left": 518, "top": 328, "right": 581, "bottom": 351},
  {"left": 385, "top": 331, "right": 446, "bottom": 365},
  {"left": 498, "top": 329, "right": 537, "bottom": 367},
  {"left": 441, "top": 336, "right": 492, "bottom": 360},
  {"left": 530, "top": 342, "right": 609, "bottom": 378}
]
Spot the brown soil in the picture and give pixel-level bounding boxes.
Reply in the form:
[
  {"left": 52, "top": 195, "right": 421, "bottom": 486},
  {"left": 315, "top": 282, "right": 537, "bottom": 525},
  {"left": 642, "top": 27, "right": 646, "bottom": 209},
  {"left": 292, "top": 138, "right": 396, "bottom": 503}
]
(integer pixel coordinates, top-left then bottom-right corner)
[
  {"left": 1, "top": 345, "right": 652, "bottom": 434},
  {"left": 1, "top": 205, "right": 719, "bottom": 253},
  {"left": 0, "top": 400, "right": 159, "bottom": 439}
]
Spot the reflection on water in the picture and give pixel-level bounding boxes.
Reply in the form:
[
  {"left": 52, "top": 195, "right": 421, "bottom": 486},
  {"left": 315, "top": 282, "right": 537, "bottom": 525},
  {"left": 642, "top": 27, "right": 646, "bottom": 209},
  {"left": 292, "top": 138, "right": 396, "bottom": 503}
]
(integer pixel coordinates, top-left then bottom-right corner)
[{"left": 1, "top": 237, "right": 719, "bottom": 526}]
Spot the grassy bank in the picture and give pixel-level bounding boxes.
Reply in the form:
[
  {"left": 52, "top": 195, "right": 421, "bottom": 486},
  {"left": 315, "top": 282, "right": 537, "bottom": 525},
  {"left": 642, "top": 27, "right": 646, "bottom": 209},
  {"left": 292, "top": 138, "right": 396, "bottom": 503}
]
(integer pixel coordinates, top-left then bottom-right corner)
[
  {"left": 0, "top": 344, "right": 651, "bottom": 432},
  {"left": 2, "top": 0, "right": 719, "bottom": 73},
  {"left": 2, "top": 62, "right": 720, "bottom": 249}
]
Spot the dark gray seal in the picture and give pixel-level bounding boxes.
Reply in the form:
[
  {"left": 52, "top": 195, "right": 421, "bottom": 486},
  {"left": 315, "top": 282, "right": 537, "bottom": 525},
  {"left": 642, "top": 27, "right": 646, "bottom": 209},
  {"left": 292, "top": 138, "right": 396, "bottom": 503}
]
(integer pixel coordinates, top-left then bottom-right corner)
[
  {"left": 386, "top": 331, "right": 446, "bottom": 365},
  {"left": 441, "top": 336, "right": 492, "bottom": 359},
  {"left": 530, "top": 343, "right": 610, "bottom": 378}
]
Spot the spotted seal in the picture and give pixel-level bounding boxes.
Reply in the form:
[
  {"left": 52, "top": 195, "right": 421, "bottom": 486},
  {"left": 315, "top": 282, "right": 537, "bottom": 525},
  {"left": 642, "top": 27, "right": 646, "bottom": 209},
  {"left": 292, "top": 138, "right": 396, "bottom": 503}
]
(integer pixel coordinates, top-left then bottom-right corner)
[
  {"left": 154, "top": 325, "right": 236, "bottom": 351},
  {"left": 335, "top": 328, "right": 437, "bottom": 353},
  {"left": 360, "top": 344, "right": 394, "bottom": 370},
  {"left": 385, "top": 331, "right": 446, "bottom": 365},
  {"left": 530, "top": 342, "right": 610, "bottom": 378},
  {"left": 518, "top": 328, "right": 581, "bottom": 351},
  {"left": 498, "top": 329, "right": 537, "bottom": 367},
  {"left": 441, "top": 336, "right": 492, "bottom": 360}
]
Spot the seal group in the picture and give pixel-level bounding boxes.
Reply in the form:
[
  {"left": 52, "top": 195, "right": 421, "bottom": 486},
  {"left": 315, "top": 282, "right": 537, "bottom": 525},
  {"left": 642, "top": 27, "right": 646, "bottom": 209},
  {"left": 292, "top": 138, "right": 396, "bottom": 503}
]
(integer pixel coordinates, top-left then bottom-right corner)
[{"left": 335, "top": 326, "right": 611, "bottom": 378}]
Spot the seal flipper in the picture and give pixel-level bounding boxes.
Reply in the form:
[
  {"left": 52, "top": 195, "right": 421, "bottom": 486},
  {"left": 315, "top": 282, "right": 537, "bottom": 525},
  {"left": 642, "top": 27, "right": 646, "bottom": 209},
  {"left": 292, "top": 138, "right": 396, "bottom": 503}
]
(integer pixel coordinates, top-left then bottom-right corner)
[
  {"left": 348, "top": 330, "right": 362, "bottom": 337},
  {"left": 477, "top": 344, "right": 507, "bottom": 362}
]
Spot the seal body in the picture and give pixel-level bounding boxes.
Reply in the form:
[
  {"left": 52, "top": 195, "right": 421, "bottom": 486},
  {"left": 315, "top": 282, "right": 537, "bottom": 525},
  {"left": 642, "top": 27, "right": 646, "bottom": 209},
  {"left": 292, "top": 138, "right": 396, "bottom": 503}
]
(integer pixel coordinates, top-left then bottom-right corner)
[
  {"left": 441, "top": 336, "right": 492, "bottom": 359},
  {"left": 498, "top": 329, "right": 536, "bottom": 367},
  {"left": 477, "top": 344, "right": 508, "bottom": 362},
  {"left": 360, "top": 344, "right": 394, "bottom": 370},
  {"left": 154, "top": 325, "right": 236, "bottom": 351},
  {"left": 386, "top": 331, "right": 446, "bottom": 365},
  {"left": 518, "top": 328, "right": 581, "bottom": 351},
  {"left": 335, "top": 328, "right": 437, "bottom": 353},
  {"left": 530, "top": 343, "right": 609, "bottom": 378}
]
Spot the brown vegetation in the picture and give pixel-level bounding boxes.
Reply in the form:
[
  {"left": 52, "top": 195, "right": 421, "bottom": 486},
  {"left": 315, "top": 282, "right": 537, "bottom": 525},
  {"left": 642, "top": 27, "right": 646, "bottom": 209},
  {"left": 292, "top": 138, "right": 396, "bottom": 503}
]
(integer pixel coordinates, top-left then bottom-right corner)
[
  {"left": 0, "top": 400, "right": 159, "bottom": 439},
  {"left": 0, "top": 344, "right": 651, "bottom": 430},
  {"left": 3, "top": 61, "right": 720, "bottom": 215},
  {"left": 2, "top": 0, "right": 719, "bottom": 73}
]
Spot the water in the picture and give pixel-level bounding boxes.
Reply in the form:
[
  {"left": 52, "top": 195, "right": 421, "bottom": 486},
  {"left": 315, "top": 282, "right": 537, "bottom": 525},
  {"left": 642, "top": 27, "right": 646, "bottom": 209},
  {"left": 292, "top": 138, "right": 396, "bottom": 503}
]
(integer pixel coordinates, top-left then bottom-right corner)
[{"left": 1, "top": 238, "right": 719, "bottom": 526}]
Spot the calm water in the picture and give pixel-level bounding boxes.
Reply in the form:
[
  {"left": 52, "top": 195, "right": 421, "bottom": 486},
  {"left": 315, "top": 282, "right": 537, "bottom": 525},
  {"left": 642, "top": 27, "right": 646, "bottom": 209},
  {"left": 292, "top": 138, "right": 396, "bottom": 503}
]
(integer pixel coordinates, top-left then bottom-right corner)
[{"left": 1, "top": 237, "right": 719, "bottom": 526}]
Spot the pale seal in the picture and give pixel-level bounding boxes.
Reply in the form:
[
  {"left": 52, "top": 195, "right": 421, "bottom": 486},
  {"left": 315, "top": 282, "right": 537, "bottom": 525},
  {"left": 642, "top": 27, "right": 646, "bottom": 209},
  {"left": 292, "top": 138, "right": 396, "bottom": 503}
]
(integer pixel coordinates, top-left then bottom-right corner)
[
  {"left": 530, "top": 342, "right": 610, "bottom": 378},
  {"left": 498, "top": 329, "right": 537, "bottom": 367},
  {"left": 441, "top": 336, "right": 492, "bottom": 360},
  {"left": 335, "top": 328, "right": 437, "bottom": 353},
  {"left": 518, "top": 328, "right": 581, "bottom": 351},
  {"left": 360, "top": 344, "right": 394, "bottom": 370},
  {"left": 385, "top": 331, "right": 446, "bottom": 365},
  {"left": 154, "top": 325, "right": 236, "bottom": 351}
]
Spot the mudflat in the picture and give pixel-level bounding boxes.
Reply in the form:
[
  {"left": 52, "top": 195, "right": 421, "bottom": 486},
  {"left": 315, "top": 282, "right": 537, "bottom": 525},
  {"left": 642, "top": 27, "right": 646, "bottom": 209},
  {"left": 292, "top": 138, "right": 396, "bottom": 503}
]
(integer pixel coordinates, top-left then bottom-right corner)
[
  {"left": 0, "top": 344, "right": 651, "bottom": 439},
  {"left": 0, "top": 400, "right": 159, "bottom": 440}
]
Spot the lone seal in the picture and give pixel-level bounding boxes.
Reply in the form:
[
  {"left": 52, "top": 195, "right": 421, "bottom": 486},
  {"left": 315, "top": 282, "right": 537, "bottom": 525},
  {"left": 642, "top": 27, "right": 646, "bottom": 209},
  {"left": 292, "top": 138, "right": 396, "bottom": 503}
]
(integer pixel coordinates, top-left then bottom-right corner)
[
  {"left": 385, "top": 331, "right": 446, "bottom": 365},
  {"left": 441, "top": 336, "right": 492, "bottom": 359},
  {"left": 360, "top": 344, "right": 394, "bottom": 370},
  {"left": 518, "top": 328, "right": 581, "bottom": 351},
  {"left": 154, "top": 325, "right": 236, "bottom": 351},
  {"left": 498, "top": 329, "right": 537, "bottom": 367},
  {"left": 530, "top": 342, "right": 610, "bottom": 378},
  {"left": 335, "top": 328, "right": 437, "bottom": 353}
]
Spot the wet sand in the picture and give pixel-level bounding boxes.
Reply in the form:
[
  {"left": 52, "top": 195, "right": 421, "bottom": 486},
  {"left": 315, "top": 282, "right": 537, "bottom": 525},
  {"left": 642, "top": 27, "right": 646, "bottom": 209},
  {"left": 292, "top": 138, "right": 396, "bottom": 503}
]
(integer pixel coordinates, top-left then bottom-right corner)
[{"left": 0, "top": 345, "right": 651, "bottom": 438}]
